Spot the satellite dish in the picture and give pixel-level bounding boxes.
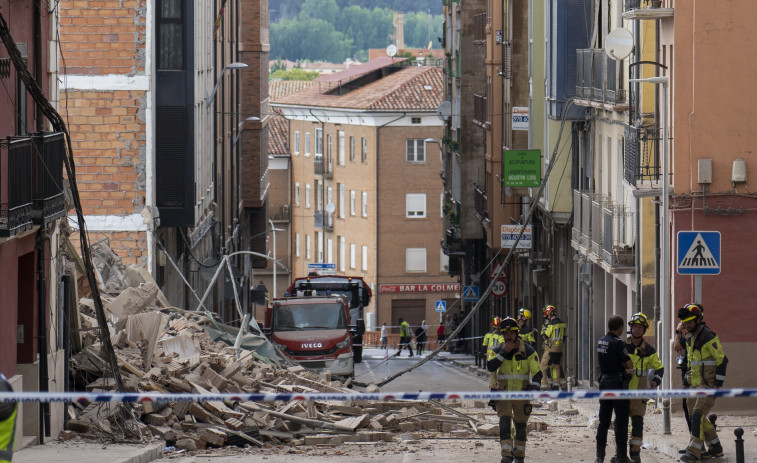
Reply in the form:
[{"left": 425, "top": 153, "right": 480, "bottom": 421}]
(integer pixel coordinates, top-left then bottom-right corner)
[
  {"left": 326, "top": 203, "right": 336, "bottom": 214},
  {"left": 605, "top": 28, "right": 633, "bottom": 61},
  {"left": 386, "top": 44, "right": 398, "bottom": 57},
  {"left": 436, "top": 101, "right": 452, "bottom": 121}
]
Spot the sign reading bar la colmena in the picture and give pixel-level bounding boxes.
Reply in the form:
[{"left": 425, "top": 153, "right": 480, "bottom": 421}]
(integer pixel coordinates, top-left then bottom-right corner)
[
  {"left": 379, "top": 283, "right": 460, "bottom": 293},
  {"left": 503, "top": 149, "right": 540, "bottom": 187}
]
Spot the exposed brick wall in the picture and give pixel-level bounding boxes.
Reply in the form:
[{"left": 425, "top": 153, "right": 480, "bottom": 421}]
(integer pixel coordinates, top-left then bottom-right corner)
[
  {"left": 62, "top": 90, "right": 147, "bottom": 216},
  {"left": 78, "top": 231, "right": 147, "bottom": 266},
  {"left": 59, "top": 0, "right": 146, "bottom": 74}
]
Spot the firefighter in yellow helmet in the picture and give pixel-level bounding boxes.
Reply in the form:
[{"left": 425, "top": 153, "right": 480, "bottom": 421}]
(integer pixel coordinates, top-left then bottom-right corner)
[
  {"left": 0, "top": 374, "right": 16, "bottom": 463},
  {"left": 516, "top": 308, "right": 538, "bottom": 349},
  {"left": 484, "top": 317, "right": 505, "bottom": 390},
  {"left": 487, "top": 317, "right": 542, "bottom": 463},
  {"left": 540, "top": 305, "right": 567, "bottom": 390},
  {"left": 678, "top": 304, "right": 727, "bottom": 462},
  {"left": 625, "top": 313, "right": 664, "bottom": 463}
]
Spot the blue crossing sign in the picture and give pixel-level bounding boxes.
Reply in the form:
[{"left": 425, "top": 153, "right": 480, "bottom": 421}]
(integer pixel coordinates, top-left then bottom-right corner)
[
  {"left": 462, "top": 286, "right": 479, "bottom": 302},
  {"left": 435, "top": 300, "right": 447, "bottom": 313},
  {"left": 677, "top": 231, "right": 721, "bottom": 275}
]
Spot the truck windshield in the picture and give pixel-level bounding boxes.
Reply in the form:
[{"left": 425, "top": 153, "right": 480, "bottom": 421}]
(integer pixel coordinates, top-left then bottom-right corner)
[{"left": 273, "top": 303, "right": 348, "bottom": 331}]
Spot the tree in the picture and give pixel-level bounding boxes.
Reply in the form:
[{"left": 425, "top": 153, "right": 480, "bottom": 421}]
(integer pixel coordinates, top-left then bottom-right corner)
[
  {"left": 300, "top": 0, "right": 339, "bottom": 22},
  {"left": 271, "top": 69, "right": 320, "bottom": 81},
  {"left": 270, "top": 59, "right": 287, "bottom": 73}
]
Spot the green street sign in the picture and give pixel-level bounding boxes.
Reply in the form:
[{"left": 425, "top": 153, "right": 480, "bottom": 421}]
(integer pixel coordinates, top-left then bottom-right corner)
[{"left": 503, "top": 149, "right": 541, "bottom": 187}]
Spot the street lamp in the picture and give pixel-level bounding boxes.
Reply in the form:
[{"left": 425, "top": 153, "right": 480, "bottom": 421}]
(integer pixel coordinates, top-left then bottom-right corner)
[
  {"left": 424, "top": 138, "right": 444, "bottom": 163},
  {"left": 206, "top": 62, "right": 248, "bottom": 106},
  {"left": 233, "top": 116, "right": 261, "bottom": 146},
  {"left": 630, "top": 75, "right": 670, "bottom": 431}
]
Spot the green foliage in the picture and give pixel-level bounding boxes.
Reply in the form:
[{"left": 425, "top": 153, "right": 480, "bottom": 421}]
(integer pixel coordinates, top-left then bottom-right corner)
[
  {"left": 270, "top": 68, "right": 320, "bottom": 81},
  {"left": 270, "top": 59, "right": 287, "bottom": 73},
  {"left": 270, "top": 1, "right": 442, "bottom": 63}
]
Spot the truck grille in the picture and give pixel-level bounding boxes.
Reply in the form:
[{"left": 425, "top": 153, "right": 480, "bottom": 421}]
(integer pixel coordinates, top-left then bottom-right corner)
[{"left": 299, "top": 360, "right": 327, "bottom": 369}]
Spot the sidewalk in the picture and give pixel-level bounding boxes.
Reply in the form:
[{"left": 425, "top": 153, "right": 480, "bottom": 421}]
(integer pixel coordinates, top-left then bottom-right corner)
[{"left": 13, "top": 440, "right": 164, "bottom": 463}]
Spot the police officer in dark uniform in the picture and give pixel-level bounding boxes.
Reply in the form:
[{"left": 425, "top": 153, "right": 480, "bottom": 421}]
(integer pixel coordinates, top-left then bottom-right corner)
[{"left": 595, "top": 315, "right": 634, "bottom": 463}]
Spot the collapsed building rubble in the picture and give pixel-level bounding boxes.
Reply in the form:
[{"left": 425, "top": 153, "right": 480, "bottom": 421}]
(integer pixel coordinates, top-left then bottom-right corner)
[{"left": 65, "top": 241, "right": 547, "bottom": 453}]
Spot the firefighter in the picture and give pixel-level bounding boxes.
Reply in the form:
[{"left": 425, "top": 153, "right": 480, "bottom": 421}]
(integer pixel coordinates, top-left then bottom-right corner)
[
  {"left": 516, "top": 308, "right": 538, "bottom": 349},
  {"left": 678, "top": 303, "right": 728, "bottom": 462},
  {"left": 539, "top": 305, "right": 567, "bottom": 390},
  {"left": 0, "top": 374, "right": 16, "bottom": 463},
  {"left": 625, "top": 313, "right": 664, "bottom": 463},
  {"left": 484, "top": 317, "right": 504, "bottom": 390},
  {"left": 487, "top": 317, "right": 542, "bottom": 463}
]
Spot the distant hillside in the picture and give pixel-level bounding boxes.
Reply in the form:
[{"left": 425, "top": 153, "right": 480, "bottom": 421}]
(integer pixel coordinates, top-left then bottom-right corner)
[
  {"left": 271, "top": 0, "right": 442, "bottom": 22},
  {"left": 270, "top": 0, "right": 443, "bottom": 63}
]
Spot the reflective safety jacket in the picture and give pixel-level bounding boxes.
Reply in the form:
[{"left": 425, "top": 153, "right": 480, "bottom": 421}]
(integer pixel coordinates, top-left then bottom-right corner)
[
  {"left": 400, "top": 321, "right": 410, "bottom": 337},
  {"left": 487, "top": 341, "right": 542, "bottom": 391},
  {"left": 483, "top": 331, "right": 503, "bottom": 354},
  {"left": 685, "top": 324, "right": 728, "bottom": 388},
  {"left": 520, "top": 326, "right": 538, "bottom": 346},
  {"left": 541, "top": 317, "right": 567, "bottom": 350},
  {"left": 625, "top": 338, "right": 664, "bottom": 390},
  {"left": 0, "top": 407, "right": 16, "bottom": 463}
]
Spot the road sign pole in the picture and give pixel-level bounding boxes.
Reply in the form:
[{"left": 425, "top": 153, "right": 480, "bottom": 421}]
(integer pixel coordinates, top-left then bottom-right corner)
[{"left": 695, "top": 275, "right": 702, "bottom": 304}]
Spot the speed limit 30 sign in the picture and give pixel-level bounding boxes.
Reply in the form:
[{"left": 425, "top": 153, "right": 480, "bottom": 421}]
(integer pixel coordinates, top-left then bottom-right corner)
[{"left": 491, "top": 278, "right": 507, "bottom": 297}]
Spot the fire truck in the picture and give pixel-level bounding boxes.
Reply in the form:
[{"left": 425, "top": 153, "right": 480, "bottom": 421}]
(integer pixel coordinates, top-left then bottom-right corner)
[
  {"left": 264, "top": 294, "right": 355, "bottom": 378},
  {"left": 286, "top": 276, "right": 371, "bottom": 363}
]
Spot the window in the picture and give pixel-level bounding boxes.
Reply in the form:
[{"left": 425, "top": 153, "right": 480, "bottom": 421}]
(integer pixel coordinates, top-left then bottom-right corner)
[
  {"left": 326, "top": 133, "right": 332, "bottom": 170},
  {"left": 305, "top": 132, "right": 311, "bottom": 156},
  {"left": 411, "top": 117, "right": 421, "bottom": 124},
  {"left": 338, "top": 184, "right": 345, "bottom": 218},
  {"left": 349, "top": 136, "right": 355, "bottom": 161},
  {"left": 338, "top": 131, "right": 345, "bottom": 166},
  {"left": 315, "top": 128, "right": 323, "bottom": 156},
  {"left": 440, "top": 248, "right": 449, "bottom": 272},
  {"left": 350, "top": 190, "right": 356, "bottom": 215},
  {"left": 350, "top": 243, "right": 356, "bottom": 269},
  {"left": 406, "top": 139, "right": 425, "bottom": 162},
  {"left": 362, "top": 192, "right": 368, "bottom": 217},
  {"left": 306, "top": 235, "right": 311, "bottom": 259},
  {"left": 157, "top": 0, "right": 184, "bottom": 70},
  {"left": 295, "top": 233, "right": 300, "bottom": 257},
  {"left": 327, "top": 238, "right": 333, "bottom": 264},
  {"left": 440, "top": 193, "right": 444, "bottom": 218},
  {"left": 294, "top": 182, "right": 300, "bottom": 206},
  {"left": 406, "top": 248, "right": 427, "bottom": 272},
  {"left": 406, "top": 193, "right": 426, "bottom": 218},
  {"left": 294, "top": 131, "right": 300, "bottom": 155},
  {"left": 339, "top": 237, "right": 346, "bottom": 271},
  {"left": 305, "top": 184, "right": 311, "bottom": 208},
  {"left": 361, "top": 137, "right": 367, "bottom": 162},
  {"left": 315, "top": 180, "right": 322, "bottom": 209},
  {"left": 317, "top": 231, "right": 323, "bottom": 262},
  {"left": 362, "top": 245, "right": 368, "bottom": 271}
]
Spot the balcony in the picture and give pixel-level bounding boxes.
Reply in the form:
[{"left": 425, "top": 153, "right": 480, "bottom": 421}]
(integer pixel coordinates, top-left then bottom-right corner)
[
  {"left": 313, "top": 155, "right": 332, "bottom": 179},
  {"left": 473, "top": 13, "right": 486, "bottom": 45},
  {"left": 270, "top": 204, "right": 290, "bottom": 222},
  {"left": 314, "top": 210, "right": 333, "bottom": 231},
  {"left": 622, "top": 0, "right": 674, "bottom": 20},
  {"left": 473, "top": 183, "right": 488, "bottom": 223},
  {"left": 32, "top": 132, "right": 66, "bottom": 226},
  {"left": 576, "top": 49, "right": 627, "bottom": 108},
  {"left": 0, "top": 137, "right": 34, "bottom": 236},
  {"left": 602, "top": 205, "right": 634, "bottom": 270},
  {"left": 473, "top": 94, "right": 488, "bottom": 127}
]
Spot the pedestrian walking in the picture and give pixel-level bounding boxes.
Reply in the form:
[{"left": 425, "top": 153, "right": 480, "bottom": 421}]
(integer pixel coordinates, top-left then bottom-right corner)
[
  {"left": 539, "top": 305, "right": 567, "bottom": 390},
  {"left": 516, "top": 308, "right": 538, "bottom": 349},
  {"left": 394, "top": 318, "right": 414, "bottom": 357},
  {"left": 437, "top": 321, "right": 446, "bottom": 350},
  {"left": 596, "top": 315, "right": 634, "bottom": 463},
  {"left": 487, "top": 317, "right": 541, "bottom": 463},
  {"left": 625, "top": 313, "right": 664, "bottom": 463},
  {"left": 380, "top": 322, "right": 388, "bottom": 350},
  {"left": 414, "top": 322, "right": 427, "bottom": 355},
  {"left": 0, "top": 373, "right": 17, "bottom": 462},
  {"left": 678, "top": 303, "right": 728, "bottom": 462}
]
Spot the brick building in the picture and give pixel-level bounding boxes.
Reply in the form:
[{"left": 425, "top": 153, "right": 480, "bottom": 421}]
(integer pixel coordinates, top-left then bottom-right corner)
[{"left": 272, "top": 59, "right": 458, "bottom": 333}]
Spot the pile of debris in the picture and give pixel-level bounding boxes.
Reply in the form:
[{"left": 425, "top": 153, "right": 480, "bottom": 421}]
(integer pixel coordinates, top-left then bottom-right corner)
[{"left": 63, "top": 241, "right": 524, "bottom": 452}]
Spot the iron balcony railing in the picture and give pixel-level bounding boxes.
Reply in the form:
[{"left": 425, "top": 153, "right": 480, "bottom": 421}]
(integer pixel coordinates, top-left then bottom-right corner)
[
  {"left": 576, "top": 49, "right": 626, "bottom": 105},
  {"left": 32, "top": 132, "right": 66, "bottom": 225},
  {"left": 314, "top": 210, "right": 333, "bottom": 230},
  {"left": 271, "top": 204, "right": 290, "bottom": 222},
  {"left": 473, "top": 183, "right": 488, "bottom": 222},
  {"left": 313, "top": 155, "right": 332, "bottom": 178},
  {"left": 0, "top": 137, "right": 34, "bottom": 236},
  {"left": 572, "top": 189, "right": 582, "bottom": 246}
]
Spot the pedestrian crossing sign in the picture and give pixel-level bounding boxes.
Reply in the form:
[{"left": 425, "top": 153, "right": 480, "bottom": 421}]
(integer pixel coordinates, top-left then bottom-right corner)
[
  {"left": 677, "top": 231, "right": 721, "bottom": 275},
  {"left": 435, "top": 300, "right": 447, "bottom": 313},
  {"left": 462, "top": 286, "right": 479, "bottom": 302}
]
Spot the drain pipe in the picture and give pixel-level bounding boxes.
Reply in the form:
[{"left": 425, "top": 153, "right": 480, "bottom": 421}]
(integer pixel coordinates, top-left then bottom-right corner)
[{"left": 36, "top": 227, "right": 51, "bottom": 438}]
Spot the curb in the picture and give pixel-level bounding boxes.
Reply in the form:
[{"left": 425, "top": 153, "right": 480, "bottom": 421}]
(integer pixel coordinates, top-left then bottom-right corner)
[{"left": 119, "top": 442, "right": 164, "bottom": 463}]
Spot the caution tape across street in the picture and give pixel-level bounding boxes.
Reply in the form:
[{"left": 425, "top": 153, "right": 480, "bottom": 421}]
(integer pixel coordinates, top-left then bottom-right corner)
[{"left": 1, "top": 388, "right": 755, "bottom": 404}]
